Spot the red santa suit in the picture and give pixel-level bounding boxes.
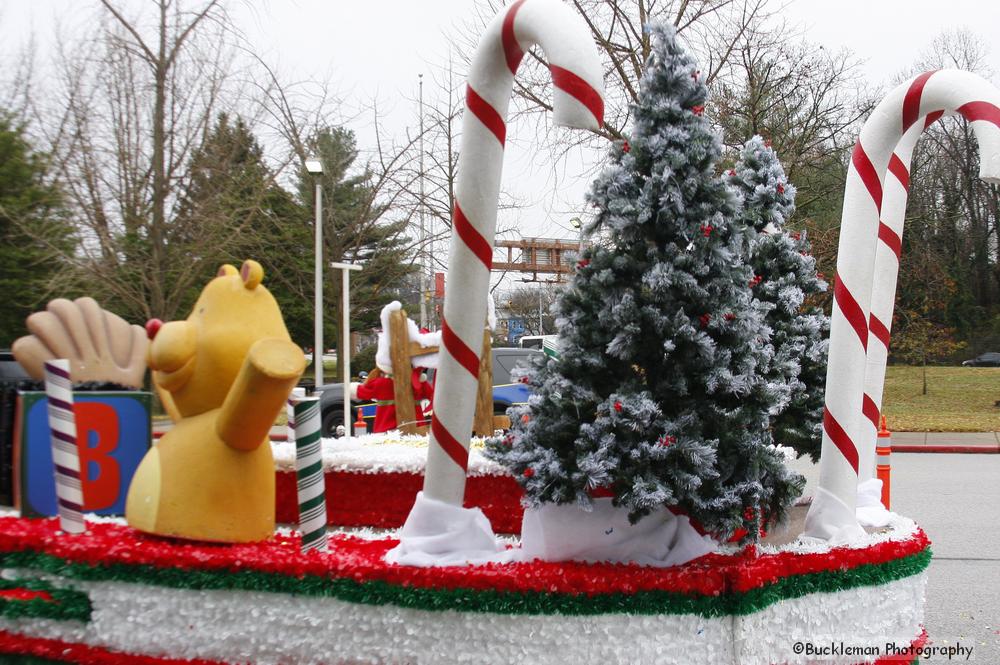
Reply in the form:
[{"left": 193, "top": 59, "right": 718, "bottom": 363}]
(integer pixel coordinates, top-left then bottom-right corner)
[
  {"left": 412, "top": 368, "right": 434, "bottom": 427},
  {"left": 356, "top": 369, "right": 436, "bottom": 433},
  {"left": 355, "top": 375, "right": 397, "bottom": 433}
]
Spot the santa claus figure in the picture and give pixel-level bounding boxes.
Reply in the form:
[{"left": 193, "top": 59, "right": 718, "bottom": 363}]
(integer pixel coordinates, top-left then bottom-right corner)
[{"left": 352, "top": 366, "right": 435, "bottom": 433}]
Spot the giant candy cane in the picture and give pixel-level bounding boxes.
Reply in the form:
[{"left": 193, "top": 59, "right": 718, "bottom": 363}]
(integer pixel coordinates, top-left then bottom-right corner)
[
  {"left": 807, "top": 70, "right": 1000, "bottom": 539},
  {"left": 424, "top": 0, "right": 604, "bottom": 505}
]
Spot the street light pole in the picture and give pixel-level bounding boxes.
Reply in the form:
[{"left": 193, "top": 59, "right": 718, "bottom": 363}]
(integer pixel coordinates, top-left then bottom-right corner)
[
  {"left": 418, "top": 73, "right": 428, "bottom": 330},
  {"left": 306, "top": 158, "right": 324, "bottom": 388},
  {"left": 330, "top": 262, "right": 363, "bottom": 437}
]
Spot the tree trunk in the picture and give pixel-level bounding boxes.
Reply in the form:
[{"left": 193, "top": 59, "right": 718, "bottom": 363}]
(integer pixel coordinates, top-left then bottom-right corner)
[{"left": 150, "top": 0, "right": 169, "bottom": 318}]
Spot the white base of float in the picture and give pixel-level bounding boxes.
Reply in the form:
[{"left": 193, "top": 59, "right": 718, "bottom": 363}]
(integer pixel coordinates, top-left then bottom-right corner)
[
  {"left": 0, "top": 573, "right": 926, "bottom": 665},
  {"left": 0, "top": 513, "right": 929, "bottom": 665}
]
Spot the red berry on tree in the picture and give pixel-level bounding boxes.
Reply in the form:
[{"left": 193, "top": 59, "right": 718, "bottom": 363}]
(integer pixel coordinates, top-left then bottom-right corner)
[
  {"left": 724, "top": 313, "right": 736, "bottom": 321},
  {"left": 749, "top": 274, "right": 762, "bottom": 288},
  {"left": 699, "top": 313, "right": 711, "bottom": 328},
  {"left": 700, "top": 223, "right": 713, "bottom": 237},
  {"left": 622, "top": 140, "right": 631, "bottom": 154},
  {"left": 727, "top": 169, "right": 736, "bottom": 176},
  {"left": 776, "top": 183, "right": 784, "bottom": 194},
  {"left": 523, "top": 467, "right": 535, "bottom": 478},
  {"left": 521, "top": 413, "right": 531, "bottom": 424},
  {"left": 614, "top": 401, "right": 623, "bottom": 412},
  {"left": 691, "top": 105, "right": 705, "bottom": 116},
  {"left": 577, "top": 258, "right": 590, "bottom": 270},
  {"left": 660, "top": 434, "right": 676, "bottom": 447}
]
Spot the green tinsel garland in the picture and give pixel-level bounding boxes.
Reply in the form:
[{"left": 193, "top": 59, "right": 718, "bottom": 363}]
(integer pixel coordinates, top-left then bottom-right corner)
[
  {"left": 0, "top": 577, "right": 91, "bottom": 623},
  {"left": 0, "top": 547, "right": 930, "bottom": 618}
]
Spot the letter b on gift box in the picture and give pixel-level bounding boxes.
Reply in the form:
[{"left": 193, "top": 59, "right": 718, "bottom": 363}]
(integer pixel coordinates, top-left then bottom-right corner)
[{"left": 15, "top": 392, "right": 151, "bottom": 516}]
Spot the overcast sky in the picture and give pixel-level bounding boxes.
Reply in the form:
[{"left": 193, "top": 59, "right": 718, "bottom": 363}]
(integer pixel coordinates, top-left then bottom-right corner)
[{"left": 4, "top": 0, "right": 1000, "bottom": 290}]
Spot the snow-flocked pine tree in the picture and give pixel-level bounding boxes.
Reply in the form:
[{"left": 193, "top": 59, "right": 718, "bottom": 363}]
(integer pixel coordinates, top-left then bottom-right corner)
[
  {"left": 486, "top": 25, "right": 803, "bottom": 542},
  {"left": 723, "top": 136, "right": 830, "bottom": 461}
]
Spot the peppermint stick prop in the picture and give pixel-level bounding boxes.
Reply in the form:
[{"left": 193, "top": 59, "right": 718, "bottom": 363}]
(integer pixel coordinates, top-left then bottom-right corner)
[
  {"left": 286, "top": 387, "right": 306, "bottom": 443},
  {"left": 44, "top": 359, "right": 86, "bottom": 534},
  {"left": 807, "top": 70, "right": 1000, "bottom": 539},
  {"left": 294, "top": 396, "right": 328, "bottom": 553},
  {"left": 859, "top": 73, "right": 1000, "bottom": 481},
  {"left": 422, "top": 0, "right": 604, "bottom": 505}
]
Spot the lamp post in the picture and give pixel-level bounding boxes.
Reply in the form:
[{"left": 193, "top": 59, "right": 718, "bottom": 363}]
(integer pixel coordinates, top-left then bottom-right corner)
[
  {"left": 306, "top": 157, "right": 324, "bottom": 388},
  {"left": 330, "top": 262, "right": 362, "bottom": 437},
  {"left": 569, "top": 216, "right": 584, "bottom": 248},
  {"left": 418, "top": 73, "right": 428, "bottom": 330}
]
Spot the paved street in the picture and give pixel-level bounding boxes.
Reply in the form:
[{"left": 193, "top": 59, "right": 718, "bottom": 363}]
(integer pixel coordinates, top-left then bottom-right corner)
[{"left": 789, "top": 454, "right": 1000, "bottom": 663}]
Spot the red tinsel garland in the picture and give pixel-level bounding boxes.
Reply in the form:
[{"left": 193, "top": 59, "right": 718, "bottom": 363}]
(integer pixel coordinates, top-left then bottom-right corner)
[
  {"left": 0, "top": 517, "right": 929, "bottom": 599},
  {"left": 274, "top": 470, "right": 525, "bottom": 534},
  {"left": 0, "top": 629, "right": 224, "bottom": 665},
  {"left": 0, "top": 627, "right": 929, "bottom": 665}
]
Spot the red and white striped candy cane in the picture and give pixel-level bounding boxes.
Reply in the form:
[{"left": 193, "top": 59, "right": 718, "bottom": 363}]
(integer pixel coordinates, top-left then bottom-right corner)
[
  {"left": 423, "top": 0, "right": 604, "bottom": 505},
  {"left": 807, "top": 69, "right": 1000, "bottom": 539}
]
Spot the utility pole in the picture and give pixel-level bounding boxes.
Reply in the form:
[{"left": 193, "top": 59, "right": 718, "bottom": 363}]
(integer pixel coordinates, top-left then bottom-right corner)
[{"left": 418, "top": 73, "right": 428, "bottom": 330}]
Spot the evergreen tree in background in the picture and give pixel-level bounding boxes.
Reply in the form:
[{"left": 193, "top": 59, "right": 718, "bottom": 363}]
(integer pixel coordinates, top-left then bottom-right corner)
[
  {"left": 174, "top": 114, "right": 305, "bottom": 336},
  {"left": 299, "top": 128, "right": 416, "bottom": 379},
  {"left": 0, "top": 113, "right": 74, "bottom": 345},
  {"left": 724, "top": 137, "right": 829, "bottom": 461},
  {"left": 487, "top": 25, "right": 803, "bottom": 542}
]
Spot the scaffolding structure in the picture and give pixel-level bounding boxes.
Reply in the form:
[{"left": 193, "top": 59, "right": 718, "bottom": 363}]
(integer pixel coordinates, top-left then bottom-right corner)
[{"left": 493, "top": 237, "right": 581, "bottom": 283}]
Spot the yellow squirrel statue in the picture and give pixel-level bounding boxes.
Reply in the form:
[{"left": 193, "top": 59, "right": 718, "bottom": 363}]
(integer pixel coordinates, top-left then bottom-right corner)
[{"left": 126, "top": 260, "right": 306, "bottom": 543}]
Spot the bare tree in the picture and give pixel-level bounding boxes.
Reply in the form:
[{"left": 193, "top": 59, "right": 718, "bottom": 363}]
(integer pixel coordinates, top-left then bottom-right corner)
[
  {"left": 27, "top": 0, "right": 268, "bottom": 322},
  {"left": 454, "top": 0, "right": 774, "bottom": 150},
  {"left": 711, "top": 20, "right": 876, "bottom": 219},
  {"left": 899, "top": 29, "right": 1000, "bottom": 347},
  {"left": 497, "top": 284, "right": 561, "bottom": 337}
]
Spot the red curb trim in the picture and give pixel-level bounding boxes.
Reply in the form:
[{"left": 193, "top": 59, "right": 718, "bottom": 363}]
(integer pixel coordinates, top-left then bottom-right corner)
[{"left": 891, "top": 445, "right": 998, "bottom": 454}]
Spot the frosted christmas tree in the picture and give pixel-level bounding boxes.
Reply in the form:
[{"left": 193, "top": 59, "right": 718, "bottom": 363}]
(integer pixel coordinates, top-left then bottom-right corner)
[
  {"left": 487, "top": 24, "right": 803, "bottom": 543},
  {"left": 724, "top": 137, "right": 830, "bottom": 461}
]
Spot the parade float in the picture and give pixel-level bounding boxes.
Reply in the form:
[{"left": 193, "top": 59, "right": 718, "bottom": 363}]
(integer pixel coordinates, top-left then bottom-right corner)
[{"left": 1, "top": 0, "right": 999, "bottom": 662}]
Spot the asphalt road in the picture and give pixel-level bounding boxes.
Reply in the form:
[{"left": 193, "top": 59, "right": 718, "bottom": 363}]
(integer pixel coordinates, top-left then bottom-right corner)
[{"left": 788, "top": 453, "right": 1000, "bottom": 663}]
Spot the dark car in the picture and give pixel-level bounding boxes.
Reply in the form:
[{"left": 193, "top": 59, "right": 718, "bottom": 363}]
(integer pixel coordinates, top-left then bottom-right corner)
[
  {"left": 961, "top": 352, "right": 1000, "bottom": 367},
  {"left": 316, "top": 347, "right": 543, "bottom": 436},
  {"left": 0, "top": 352, "right": 32, "bottom": 505}
]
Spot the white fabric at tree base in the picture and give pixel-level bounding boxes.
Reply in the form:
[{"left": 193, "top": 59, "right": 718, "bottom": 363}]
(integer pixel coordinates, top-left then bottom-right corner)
[
  {"left": 384, "top": 492, "right": 715, "bottom": 568},
  {"left": 856, "top": 477, "right": 894, "bottom": 528},
  {"left": 520, "top": 498, "right": 715, "bottom": 567},
  {"left": 384, "top": 491, "right": 517, "bottom": 566},
  {"left": 803, "top": 486, "right": 867, "bottom": 543}
]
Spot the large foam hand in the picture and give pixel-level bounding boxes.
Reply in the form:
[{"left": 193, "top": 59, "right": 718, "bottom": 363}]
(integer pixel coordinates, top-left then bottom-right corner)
[{"left": 13, "top": 297, "right": 148, "bottom": 389}]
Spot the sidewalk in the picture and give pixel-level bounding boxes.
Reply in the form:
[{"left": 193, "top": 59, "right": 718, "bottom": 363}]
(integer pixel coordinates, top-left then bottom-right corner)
[{"left": 891, "top": 431, "right": 1000, "bottom": 453}]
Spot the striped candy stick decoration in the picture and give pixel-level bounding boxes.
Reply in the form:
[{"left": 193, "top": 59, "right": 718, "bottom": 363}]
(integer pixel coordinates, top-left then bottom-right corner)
[
  {"left": 422, "top": 0, "right": 604, "bottom": 506},
  {"left": 43, "top": 359, "right": 85, "bottom": 534},
  {"left": 807, "top": 69, "right": 1000, "bottom": 539},
  {"left": 857, "top": 71, "right": 1000, "bottom": 482},
  {"left": 293, "top": 396, "right": 328, "bottom": 553},
  {"left": 286, "top": 387, "right": 306, "bottom": 444}
]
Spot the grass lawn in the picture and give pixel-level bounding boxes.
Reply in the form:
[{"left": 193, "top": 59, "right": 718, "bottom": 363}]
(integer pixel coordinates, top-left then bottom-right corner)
[{"left": 882, "top": 366, "right": 1000, "bottom": 432}]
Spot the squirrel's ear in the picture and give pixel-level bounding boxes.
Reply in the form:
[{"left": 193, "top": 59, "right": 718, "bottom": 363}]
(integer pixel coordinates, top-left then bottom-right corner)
[
  {"left": 240, "top": 260, "right": 264, "bottom": 290},
  {"left": 217, "top": 264, "right": 238, "bottom": 277}
]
